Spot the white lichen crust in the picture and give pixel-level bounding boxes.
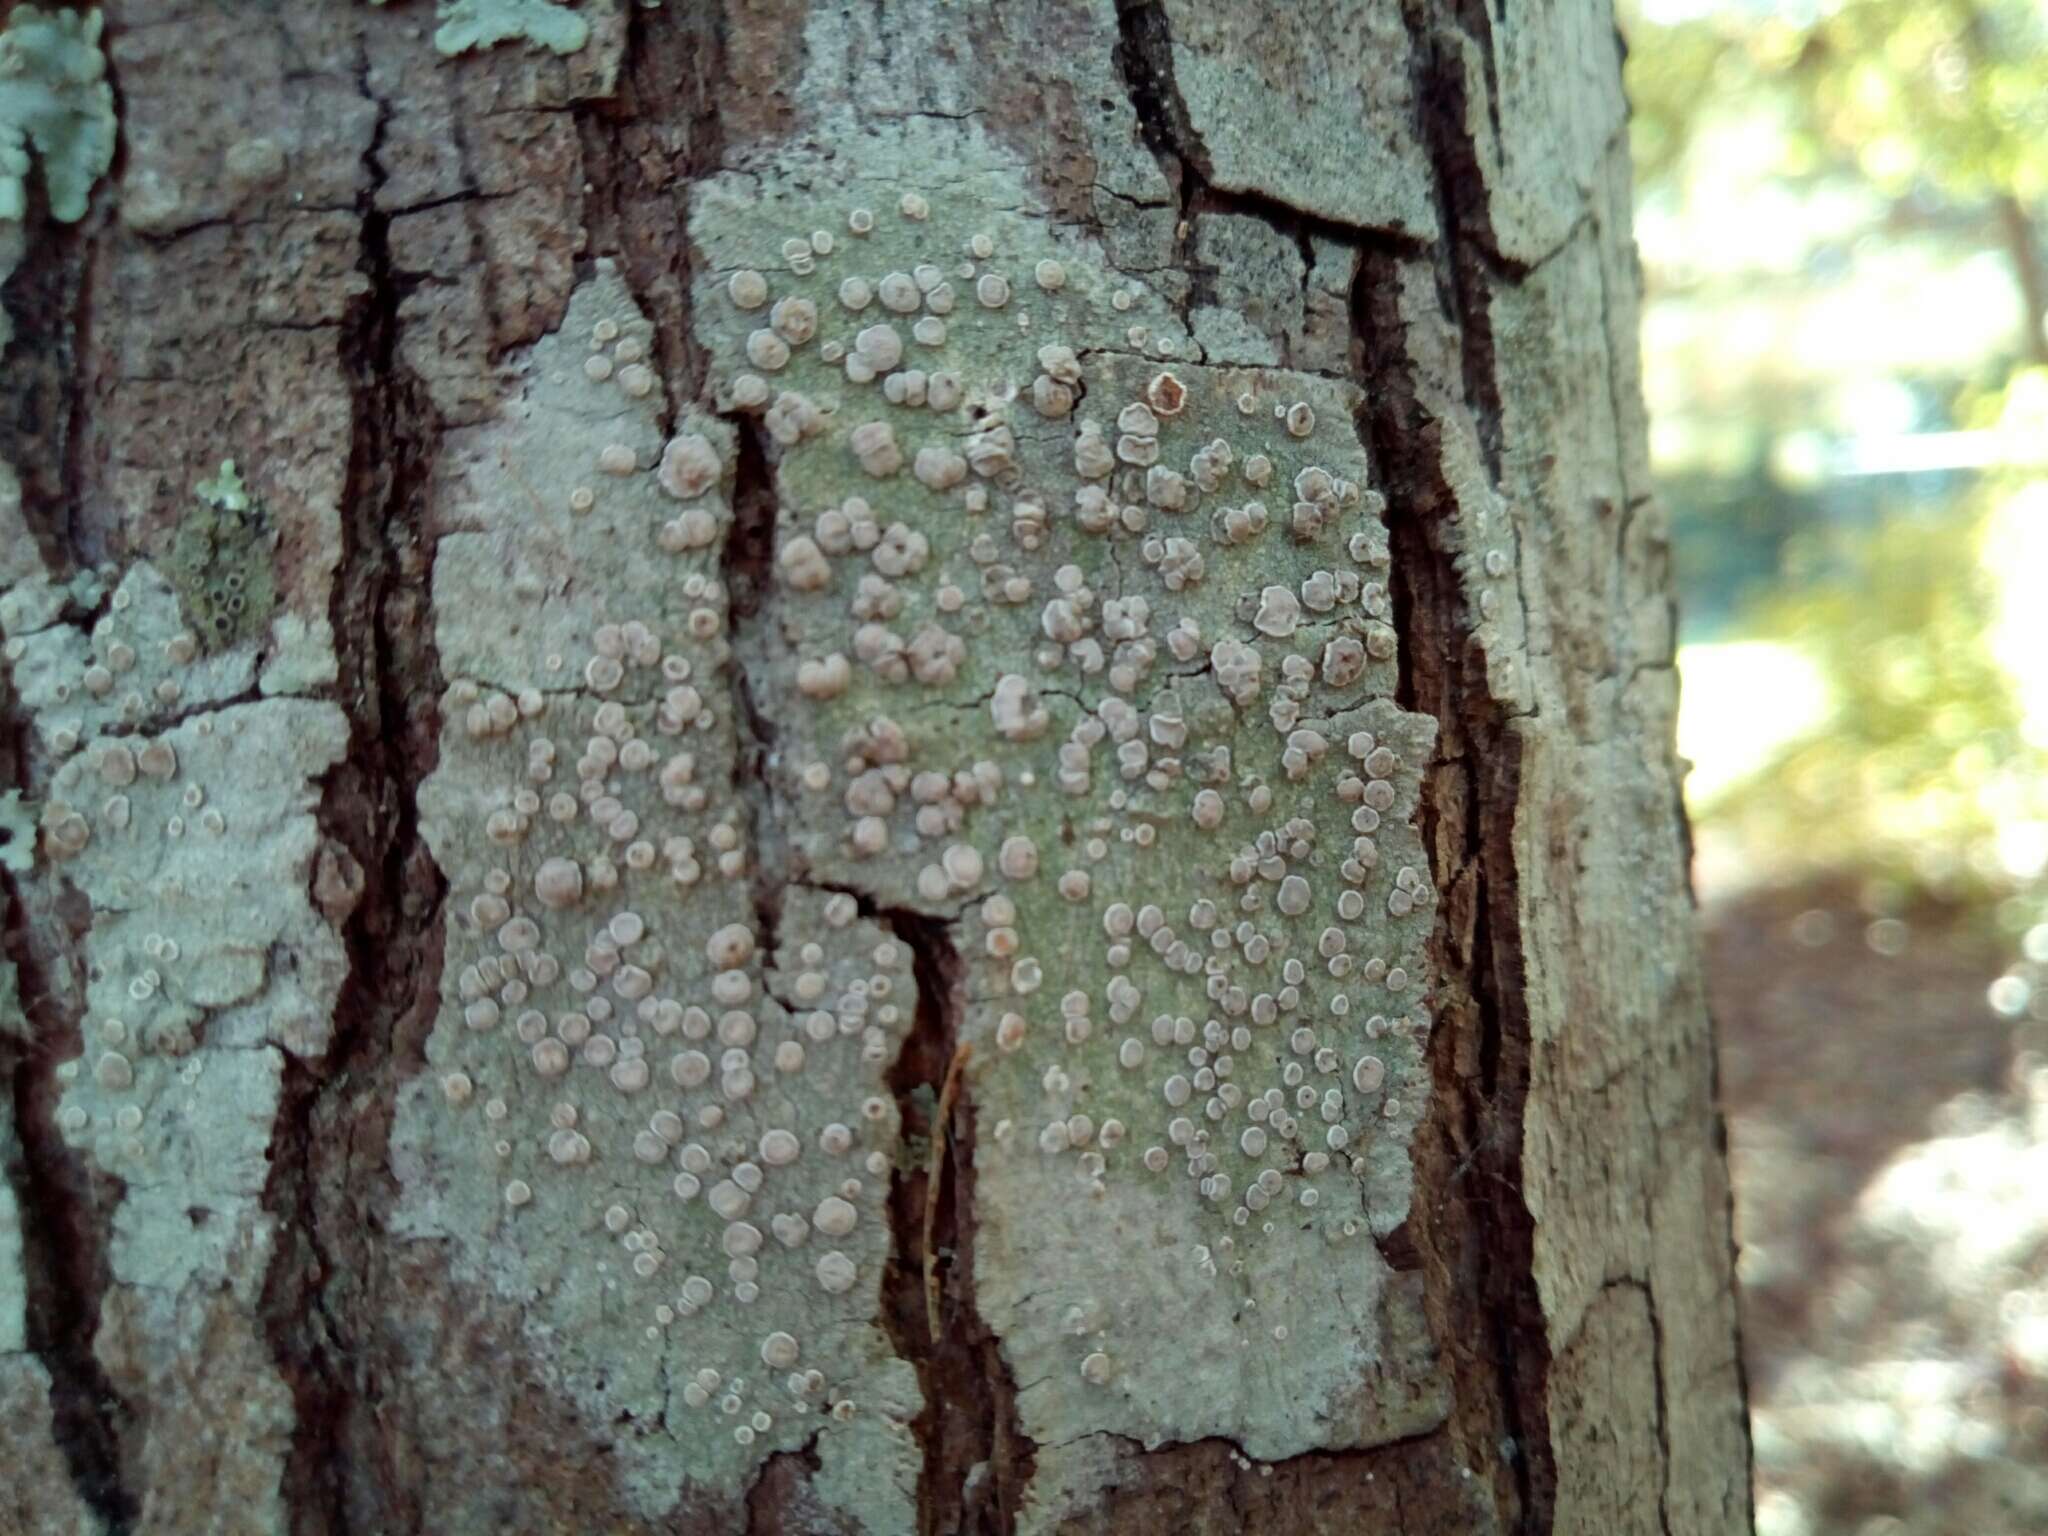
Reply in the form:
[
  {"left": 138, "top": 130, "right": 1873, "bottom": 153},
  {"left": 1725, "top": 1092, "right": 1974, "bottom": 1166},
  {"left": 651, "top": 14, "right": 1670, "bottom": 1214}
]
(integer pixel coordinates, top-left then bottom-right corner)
[
  {"left": 691, "top": 119, "right": 1447, "bottom": 1464},
  {"left": 395, "top": 264, "right": 921, "bottom": 1523},
  {"left": 0, "top": 516, "right": 351, "bottom": 1529}
]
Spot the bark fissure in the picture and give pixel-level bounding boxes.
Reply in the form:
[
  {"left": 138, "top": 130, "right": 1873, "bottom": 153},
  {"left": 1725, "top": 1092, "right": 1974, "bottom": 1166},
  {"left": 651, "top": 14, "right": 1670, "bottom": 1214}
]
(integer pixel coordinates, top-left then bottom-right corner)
[
  {"left": 719, "top": 412, "right": 790, "bottom": 986},
  {"left": 795, "top": 875, "right": 1034, "bottom": 1536},
  {"left": 876, "top": 903, "right": 1006, "bottom": 1536},
  {"left": 0, "top": 197, "right": 88, "bottom": 572},
  {"left": 0, "top": 871, "right": 138, "bottom": 1531},
  {"left": 693, "top": 22, "right": 1034, "bottom": 1488},
  {"left": 1399, "top": 0, "right": 1509, "bottom": 480},
  {"left": 1110, "top": 0, "right": 1198, "bottom": 329},
  {"left": 743, "top": 1435, "right": 825, "bottom": 1535},
  {"left": 0, "top": 160, "right": 136, "bottom": 1529},
  {"left": 714, "top": 312, "right": 1032, "bottom": 1529},
  {"left": 1347, "top": 74, "right": 1558, "bottom": 1518},
  {"left": 1629, "top": 1273, "right": 1678, "bottom": 1536},
  {"left": 259, "top": 44, "right": 450, "bottom": 1536},
  {"left": 1346, "top": 1, "right": 1576, "bottom": 1523},
  {"left": 1367, "top": 269, "right": 1555, "bottom": 1531},
  {"left": 586, "top": 0, "right": 727, "bottom": 409}
]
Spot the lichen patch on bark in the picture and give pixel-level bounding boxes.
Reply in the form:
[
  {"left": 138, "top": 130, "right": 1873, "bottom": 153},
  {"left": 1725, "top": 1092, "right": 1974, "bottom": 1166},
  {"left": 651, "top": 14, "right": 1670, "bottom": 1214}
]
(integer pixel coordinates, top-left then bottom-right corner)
[{"left": 689, "top": 113, "right": 1450, "bottom": 1477}]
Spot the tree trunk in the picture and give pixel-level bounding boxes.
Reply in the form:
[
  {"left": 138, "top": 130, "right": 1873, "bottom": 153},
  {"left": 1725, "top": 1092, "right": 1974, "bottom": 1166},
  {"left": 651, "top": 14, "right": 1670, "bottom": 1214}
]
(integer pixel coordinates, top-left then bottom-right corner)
[{"left": 0, "top": 2, "right": 1751, "bottom": 1533}]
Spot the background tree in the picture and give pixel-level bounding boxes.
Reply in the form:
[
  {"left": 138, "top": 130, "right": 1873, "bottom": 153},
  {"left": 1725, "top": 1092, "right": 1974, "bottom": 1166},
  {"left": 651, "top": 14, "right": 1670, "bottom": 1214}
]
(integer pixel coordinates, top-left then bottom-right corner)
[
  {"left": 1623, "top": 0, "right": 2048, "bottom": 1530},
  {"left": 0, "top": 2, "right": 1748, "bottom": 1532}
]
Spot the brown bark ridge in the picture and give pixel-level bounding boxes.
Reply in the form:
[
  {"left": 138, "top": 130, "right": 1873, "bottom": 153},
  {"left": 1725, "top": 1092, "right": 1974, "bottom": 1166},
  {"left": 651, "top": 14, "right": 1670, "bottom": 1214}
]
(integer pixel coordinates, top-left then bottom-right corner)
[{"left": 0, "top": 1, "right": 1750, "bottom": 1532}]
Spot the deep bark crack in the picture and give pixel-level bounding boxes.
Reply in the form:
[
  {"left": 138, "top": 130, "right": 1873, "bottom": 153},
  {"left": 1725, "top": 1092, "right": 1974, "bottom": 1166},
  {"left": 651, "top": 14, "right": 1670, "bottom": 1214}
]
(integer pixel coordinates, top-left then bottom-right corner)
[
  {"left": 715, "top": 314, "right": 1031, "bottom": 1527},
  {"left": 718, "top": 409, "right": 792, "bottom": 990},
  {"left": 0, "top": 142, "right": 138, "bottom": 1536},
  {"left": 709, "top": 316, "right": 1034, "bottom": 1527},
  {"left": 258, "top": 43, "right": 450, "bottom": 1536},
  {"left": 1398, "top": 0, "right": 1510, "bottom": 479},
  {"left": 1361, "top": 261, "right": 1555, "bottom": 1529},
  {"left": 865, "top": 888, "right": 1033, "bottom": 1536},
  {"left": 0, "top": 870, "right": 138, "bottom": 1531},
  {"left": 0, "top": 170, "right": 91, "bottom": 571},
  {"left": 1362, "top": 236, "right": 1554, "bottom": 1536}
]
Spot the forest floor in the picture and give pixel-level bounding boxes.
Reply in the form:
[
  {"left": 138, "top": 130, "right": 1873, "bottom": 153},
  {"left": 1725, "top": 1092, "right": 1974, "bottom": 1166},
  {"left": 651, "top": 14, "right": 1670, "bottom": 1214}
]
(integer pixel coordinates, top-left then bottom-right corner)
[{"left": 1706, "top": 876, "right": 2048, "bottom": 1535}]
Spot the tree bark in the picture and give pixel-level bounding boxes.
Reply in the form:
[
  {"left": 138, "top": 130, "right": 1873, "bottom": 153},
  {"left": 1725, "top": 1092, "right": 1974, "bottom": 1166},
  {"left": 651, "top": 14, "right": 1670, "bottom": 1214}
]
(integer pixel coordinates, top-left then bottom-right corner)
[{"left": 0, "top": 2, "right": 1751, "bottom": 1533}]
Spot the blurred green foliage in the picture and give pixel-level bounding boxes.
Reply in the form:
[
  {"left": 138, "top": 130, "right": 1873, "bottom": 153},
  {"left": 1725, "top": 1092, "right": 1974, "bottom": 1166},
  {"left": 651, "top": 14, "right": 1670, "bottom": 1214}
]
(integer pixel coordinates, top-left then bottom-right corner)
[
  {"left": 1708, "top": 492, "right": 2038, "bottom": 896},
  {"left": 1623, "top": 0, "right": 2048, "bottom": 899},
  {"left": 1630, "top": 0, "right": 2048, "bottom": 210},
  {"left": 1626, "top": 18, "right": 2048, "bottom": 1536}
]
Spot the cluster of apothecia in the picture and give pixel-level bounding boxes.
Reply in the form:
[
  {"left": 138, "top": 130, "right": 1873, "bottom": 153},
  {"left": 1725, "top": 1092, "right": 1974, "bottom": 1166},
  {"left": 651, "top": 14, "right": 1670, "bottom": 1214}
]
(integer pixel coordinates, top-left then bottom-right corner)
[{"left": 690, "top": 187, "right": 1439, "bottom": 1391}]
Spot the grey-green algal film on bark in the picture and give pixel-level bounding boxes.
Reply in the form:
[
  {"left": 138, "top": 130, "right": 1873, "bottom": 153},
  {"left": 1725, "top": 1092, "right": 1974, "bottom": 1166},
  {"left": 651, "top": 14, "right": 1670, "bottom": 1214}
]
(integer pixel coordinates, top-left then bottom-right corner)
[{"left": 383, "top": 103, "right": 1448, "bottom": 1526}]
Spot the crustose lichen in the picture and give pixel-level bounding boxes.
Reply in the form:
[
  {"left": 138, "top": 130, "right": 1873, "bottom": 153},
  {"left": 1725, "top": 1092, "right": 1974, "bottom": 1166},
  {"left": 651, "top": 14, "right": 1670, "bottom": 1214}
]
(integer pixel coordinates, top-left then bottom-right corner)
[{"left": 166, "top": 459, "right": 276, "bottom": 654}]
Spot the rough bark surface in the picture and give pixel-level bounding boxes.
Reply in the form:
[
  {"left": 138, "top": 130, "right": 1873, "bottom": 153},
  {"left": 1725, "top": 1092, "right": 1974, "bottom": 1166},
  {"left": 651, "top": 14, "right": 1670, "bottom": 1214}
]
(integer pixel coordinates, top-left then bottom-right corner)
[{"left": 0, "top": 2, "right": 1751, "bottom": 1533}]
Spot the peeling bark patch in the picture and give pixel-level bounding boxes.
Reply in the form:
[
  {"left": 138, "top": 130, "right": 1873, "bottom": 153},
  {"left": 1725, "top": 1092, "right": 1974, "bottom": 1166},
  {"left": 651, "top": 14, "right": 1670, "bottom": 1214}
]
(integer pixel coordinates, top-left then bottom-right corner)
[{"left": 689, "top": 114, "right": 1448, "bottom": 1471}]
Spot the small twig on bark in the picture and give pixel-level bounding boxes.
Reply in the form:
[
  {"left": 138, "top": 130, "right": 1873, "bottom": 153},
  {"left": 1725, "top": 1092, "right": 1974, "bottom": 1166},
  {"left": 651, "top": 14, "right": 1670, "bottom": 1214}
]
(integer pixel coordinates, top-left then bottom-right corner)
[{"left": 924, "top": 1041, "right": 973, "bottom": 1340}]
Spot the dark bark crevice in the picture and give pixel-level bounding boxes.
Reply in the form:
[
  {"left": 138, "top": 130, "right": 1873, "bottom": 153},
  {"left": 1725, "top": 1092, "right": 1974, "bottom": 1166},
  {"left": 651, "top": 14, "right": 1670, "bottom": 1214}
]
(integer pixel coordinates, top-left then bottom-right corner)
[
  {"left": 576, "top": 0, "right": 729, "bottom": 415},
  {"left": 0, "top": 168, "right": 138, "bottom": 1536},
  {"left": 259, "top": 40, "right": 450, "bottom": 1536},
  {"left": 1387, "top": 515, "right": 1552, "bottom": 1535},
  {"left": 792, "top": 875, "right": 1033, "bottom": 1536},
  {"left": 1111, "top": 1, "right": 1197, "bottom": 195},
  {"left": 719, "top": 408, "right": 791, "bottom": 993},
  {"left": 878, "top": 899, "right": 1031, "bottom": 1536},
  {"left": 743, "top": 1435, "right": 828, "bottom": 1535},
  {"left": 704, "top": 139, "right": 1034, "bottom": 1511},
  {"left": 1352, "top": 2, "right": 1567, "bottom": 1519},
  {"left": 1399, "top": 0, "right": 1510, "bottom": 482},
  {"left": 0, "top": 875, "right": 138, "bottom": 1532},
  {"left": 1109, "top": 0, "right": 1198, "bottom": 328},
  {"left": 715, "top": 371, "right": 1031, "bottom": 1533},
  {"left": 1360, "top": 222, "right": 1555, "bottom": 1531},
  {"left": 0, "top": 197, "right": 89, "bottom": 573}
]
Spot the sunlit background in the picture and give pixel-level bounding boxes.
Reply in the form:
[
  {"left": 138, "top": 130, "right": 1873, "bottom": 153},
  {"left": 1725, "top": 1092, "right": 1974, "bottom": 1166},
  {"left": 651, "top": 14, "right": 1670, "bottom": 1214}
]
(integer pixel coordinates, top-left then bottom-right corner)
[{"left": 1621, "top": 0, "right": 2048, "bottom": 1528}]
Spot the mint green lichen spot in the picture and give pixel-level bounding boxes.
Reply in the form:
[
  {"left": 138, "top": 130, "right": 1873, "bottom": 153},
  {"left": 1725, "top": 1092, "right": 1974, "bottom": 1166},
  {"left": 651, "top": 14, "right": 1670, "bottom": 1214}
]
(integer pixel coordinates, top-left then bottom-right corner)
[
  {"left": 0, "top": 789, "right": 33, "bottom": 874},
  {"left": 194, "top": 459, "right": 250, "bottom": 514},
  {"left": 432, "top": 0, "right": 590, "bottom": 57},
  {"left": 0, "top": 6, "right": 115, "bottom": 223}
]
